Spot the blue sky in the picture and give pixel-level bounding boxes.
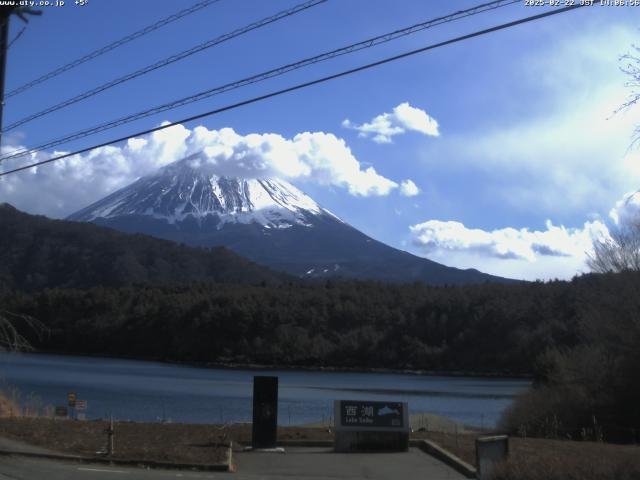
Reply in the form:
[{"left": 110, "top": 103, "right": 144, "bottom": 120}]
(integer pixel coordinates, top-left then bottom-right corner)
[{"left": 1, "top": 0, "right": 639, "bottom": 280}]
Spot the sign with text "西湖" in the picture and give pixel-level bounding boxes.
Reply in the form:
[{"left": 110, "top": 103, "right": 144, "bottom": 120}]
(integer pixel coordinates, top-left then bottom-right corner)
[
  {"left": 336, "top": 400, "right": 408, "bottom": 429},
  {"left": 334, "top": 400, "right": 410, "bottom": 452}
]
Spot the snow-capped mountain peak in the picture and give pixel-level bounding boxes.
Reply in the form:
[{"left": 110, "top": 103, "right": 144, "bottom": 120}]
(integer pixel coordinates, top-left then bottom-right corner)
[
  {"left": 68, "top": 156, "right": 340, "bottom": 229},
  {"left": 68, "top": 155, "right": 509, "bottom": 285}
]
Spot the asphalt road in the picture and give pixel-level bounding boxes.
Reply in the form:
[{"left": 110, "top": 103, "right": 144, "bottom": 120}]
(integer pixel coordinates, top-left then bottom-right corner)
[{"left": 0, "top": 447, "right": 466, "bottom": 479}]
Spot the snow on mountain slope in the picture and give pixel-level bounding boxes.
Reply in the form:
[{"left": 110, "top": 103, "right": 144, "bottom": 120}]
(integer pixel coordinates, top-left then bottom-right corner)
[{"left": 68, "top": 155, "right": 340, "bottom": 229}]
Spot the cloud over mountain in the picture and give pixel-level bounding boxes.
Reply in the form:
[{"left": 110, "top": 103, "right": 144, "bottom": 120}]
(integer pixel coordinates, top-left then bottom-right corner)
[
  {"left": 187, "top": 127, "right": 399, "bottom": 196},
  {"left": 0, "top": 124, "right": 408, "bottom": 218}
]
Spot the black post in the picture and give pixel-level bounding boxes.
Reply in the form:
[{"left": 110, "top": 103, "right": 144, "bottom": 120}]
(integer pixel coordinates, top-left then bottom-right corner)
[
  {"left": 0, "top": 6, "right": 41, "bottom": 147},
  {"left": 251, "top": 376, "right": 278, "bottom": 449},
  {"left": 0, "top": 7, "right": 13, "bottom": 145},
  {"left": 107, "top": 414, "right": 115, "bottom": 456}
]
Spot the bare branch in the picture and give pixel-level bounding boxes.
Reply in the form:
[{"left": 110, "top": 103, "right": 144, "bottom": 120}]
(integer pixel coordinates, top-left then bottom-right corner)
[
  {"left": 0, "top": 311, "right": 47, "bottom": 352},
  {"left": 616, "top": 43, "right": 640, "bottom": 146},
  {"left": 587, "top": 221, "right": 640, "bottom": 273}
]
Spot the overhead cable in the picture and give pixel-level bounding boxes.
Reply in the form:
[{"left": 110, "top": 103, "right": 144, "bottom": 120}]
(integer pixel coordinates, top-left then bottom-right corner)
[
  {"left": 2, "top": 0, "right": 327, "bottom": 131},
  {"left": 0, "top": 0, "right": 520, "bottom": 163},
  {"left": 0, "top": 4, "right": 590, "bottom": 178},
  {"left": 5, "top": 0, "right": 224, "bottom": 99}
]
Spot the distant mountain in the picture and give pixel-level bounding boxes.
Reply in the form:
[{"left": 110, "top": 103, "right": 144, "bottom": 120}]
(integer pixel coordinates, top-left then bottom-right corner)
[
  {"left": 68, "top": 156, "right": 512, "bottom": 285},
  {"left": 0, "top": 203, "right": 284, "bottom": 291}
]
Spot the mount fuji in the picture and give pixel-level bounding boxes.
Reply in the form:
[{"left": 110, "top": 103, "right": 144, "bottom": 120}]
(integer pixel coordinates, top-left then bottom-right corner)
[{"left": 68, "top": 156, "right": 509, "bottom": 285}]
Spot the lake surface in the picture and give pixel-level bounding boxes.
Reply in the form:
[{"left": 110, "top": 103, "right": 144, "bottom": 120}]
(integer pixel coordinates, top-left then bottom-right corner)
[{"left": 0, "top": 352, "right": 529, "bottom": 428}]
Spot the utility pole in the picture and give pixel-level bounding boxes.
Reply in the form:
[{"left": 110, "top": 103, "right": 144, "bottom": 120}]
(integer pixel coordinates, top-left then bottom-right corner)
[
  {"left": 0, "top": 7, "right": 15, "bottom": 144},
  {"left": 0, "top": 6, "right": 41, "bottom": 148}
]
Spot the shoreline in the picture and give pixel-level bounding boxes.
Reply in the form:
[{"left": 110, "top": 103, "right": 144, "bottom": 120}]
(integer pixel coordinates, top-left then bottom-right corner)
[{"left": 19, "top": 349, "right": 532, "bottom": 380}]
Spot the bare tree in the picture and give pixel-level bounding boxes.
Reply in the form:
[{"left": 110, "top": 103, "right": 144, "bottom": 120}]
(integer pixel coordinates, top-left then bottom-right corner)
[
  {"left": 588, "top": 47, "right": 640, "bottom": 273},
  {"left": 587, "top": 221, "right": 640, "bottom": 273},
  {"left": 619, "top": 44, "right": 640, "bottom": 146},
  {"left": 0, "top": 310, "right": 45, "bottom": 351}
]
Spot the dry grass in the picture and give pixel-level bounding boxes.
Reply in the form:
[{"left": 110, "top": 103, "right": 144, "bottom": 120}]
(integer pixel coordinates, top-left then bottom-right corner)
[
  {"left": 0, "top": 391, "right": 20, "bottom": 417},
  {"left": 0, "top": 417, "right": 230, "bottom": 464},
  {"left": 493, "top": 437, "right": 640, "bottom": 480},
  {"left": 0, "top": 417, "right": 335, "bottom": 464},
  {"left": 413, "top": 430, "right": 640, "bottom": 480}
]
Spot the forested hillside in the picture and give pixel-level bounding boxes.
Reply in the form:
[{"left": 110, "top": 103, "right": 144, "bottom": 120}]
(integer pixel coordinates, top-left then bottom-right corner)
[{"left": 0, "top": 203, "right": 284, "bottom": 289}]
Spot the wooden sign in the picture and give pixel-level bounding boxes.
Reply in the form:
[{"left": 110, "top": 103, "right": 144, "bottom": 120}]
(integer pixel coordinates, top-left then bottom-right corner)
[{"left": 55, "top": 406, "right": 68, "bottom": 417}]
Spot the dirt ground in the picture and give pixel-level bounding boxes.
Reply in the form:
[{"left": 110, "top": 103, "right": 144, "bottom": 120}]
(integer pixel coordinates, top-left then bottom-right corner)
[
  {"left": 411, "top": 429, "right": 640, "bottom": 479},
  {"left": 0, "top": 417, "right": 336, "bottom": 465},
  {"left": 0, "top": 417, "right": 234, "bottom": 464},
  {"left": 2, "top": 416, "right": 640, "bottom": 476},
  {"left": 494, "top": 436, "right": 640, "bottom": 480}
]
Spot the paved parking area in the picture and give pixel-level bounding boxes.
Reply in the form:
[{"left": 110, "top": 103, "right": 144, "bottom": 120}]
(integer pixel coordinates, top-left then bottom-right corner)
[{"left": 234, "top": 446, "right": 466, "bottom": 479}]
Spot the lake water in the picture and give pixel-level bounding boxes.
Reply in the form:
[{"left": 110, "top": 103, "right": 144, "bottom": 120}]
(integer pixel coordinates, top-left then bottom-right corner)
[{"left": 0, "top": 352, "right": 529, "bottom": 428}]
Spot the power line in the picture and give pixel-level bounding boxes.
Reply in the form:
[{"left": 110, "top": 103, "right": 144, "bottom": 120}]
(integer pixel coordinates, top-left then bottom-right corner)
[
  {"left": 0, "top": 0, "right": 520, "bottom": 164},
  {"left": 2, "top": 0, "right": 328, "bottom": 132},
  {"left": 4, "top": 0, "right": 224, "bottom": 99},
  {"left": 0, "top": 3, "right": 591, "bottom": 178},
  {"left": 7, "top": 25, "right": 26, "bottom": 49}
]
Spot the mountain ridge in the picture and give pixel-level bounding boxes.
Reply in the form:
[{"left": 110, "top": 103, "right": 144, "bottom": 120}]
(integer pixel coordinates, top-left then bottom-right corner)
[{"left": 0, "top": 203, "right": 285, "bottom": 291}]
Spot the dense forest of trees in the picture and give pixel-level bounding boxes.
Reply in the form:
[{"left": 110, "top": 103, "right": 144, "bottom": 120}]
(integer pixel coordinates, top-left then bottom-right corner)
[
  {"left": 1, "top": 272, "right": 633, "bottom": 375},
  {"left": 501, "top": 270, "right": 640, "bottom": 441}
]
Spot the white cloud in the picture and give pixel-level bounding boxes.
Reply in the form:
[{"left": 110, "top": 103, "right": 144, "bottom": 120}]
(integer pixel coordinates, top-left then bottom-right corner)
[
  {"left": 186, "top": 127, "right": 399, "bottom": 196},
  {"left": 400, "top": 179, "right": 420, "bottom": 197},
  {"left": 343, "top": 102, "right": 439, "bottom": 144},
  {"left": 408, "top": 190, "right": 640, "bottom": 280},
  {"left": 410, "top": 219, "right": 607, "bottom": 263},
  {"left": 409, "top": 218, "right": 611, "bottom": 281},
  {"left": 448, "top": 91, "right": 640, "bottom": 215},
  {"left": 419, "top": 24, "right": 640, "bottom": 218},
  {"left": 0, "top": 124, "right": 401, "bottom": 218},
  {"left": 609, "top": 190, "right": 640, "bottom": 226}
]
